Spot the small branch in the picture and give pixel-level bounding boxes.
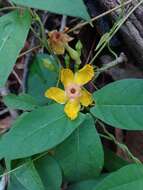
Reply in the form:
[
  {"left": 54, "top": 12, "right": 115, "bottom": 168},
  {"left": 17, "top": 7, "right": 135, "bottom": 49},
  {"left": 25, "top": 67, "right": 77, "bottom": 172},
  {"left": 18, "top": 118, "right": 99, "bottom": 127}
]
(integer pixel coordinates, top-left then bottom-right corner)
[
  {"left": 12, "top": 70, "right": 23, "bottom": 86},
  {"left": 0, "top": 173, "right": 8, "bottom": 190},
  {"left": 85, "top": 38, "right": 96, "bottom": 65},
  {"left": 0, "top": 87, "right": 18, "bottom": 119},
  {"left": 18, "top": 45, "right": 40, "bottom": 59},
  {"left": 94, "top": 53, "right": 127, "bottom": 80},
  {"left": 22, "top": 37, "right": 36, "bottom": 92},
  {"left": 22, "top": 11, "right": 50, "bottom": 92},
  {"left": 60, "top": 15, "right": 67, "bottom": 31},
  {"left": 67, "top": 0, "right": 133, "bottom": 33},
  {"left": 97, "top": 53, "right": 127, "bottom": 73},
  {"left": 0, "top": 151, "right": 49, "bottom": 179},
  {"left": 0, "top": 6, "right": 24, "bottom": 12},
  {"left": 0, "top": 109, "right": 9, "bottom": 116},
  {"left": 98, "top": 120, "right": 142, "bottom": 164}
]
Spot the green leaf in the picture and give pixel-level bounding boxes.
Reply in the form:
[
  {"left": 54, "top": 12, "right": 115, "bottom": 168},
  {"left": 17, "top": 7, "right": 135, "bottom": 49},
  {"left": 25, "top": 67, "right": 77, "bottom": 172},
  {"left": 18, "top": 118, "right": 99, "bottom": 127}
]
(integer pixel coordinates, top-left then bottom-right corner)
[
  {"left": 8, "top": 175, "right": 26, "bottom": 190},
  {"left": 27, "top": 54, "right": 58, "bottom": 104},
  {"left": 8, "top": 161, "right": 44, "bottom": 190},
  {"left": 104, "top": 147, "right": 128, "bottom": 172},
  {"left": 0, "top": 104, "right": 85, "bottom": 159},
  {"left": 68, "top": 179, "right": 101, "bottom": 190},
  {"left": 35, "top": 155, "right": 62, "bottom": 190},
  {"left": 3, "top": 93, "right": 39, "bottom": 111},
  {"left": 0, "top": 10, "right": 31, "bottom": 87},
  {"left": 11, "top": 0, "right": 90, "bottom": 20},
  {"left": 94, "top": 164, "right": 143, "bottom": 190},
  {"left": 91, "top": 79, "right": 143, "bottom": 130},
  {"left": 54, "top": 115, "right": 104, "bottom": 182}
]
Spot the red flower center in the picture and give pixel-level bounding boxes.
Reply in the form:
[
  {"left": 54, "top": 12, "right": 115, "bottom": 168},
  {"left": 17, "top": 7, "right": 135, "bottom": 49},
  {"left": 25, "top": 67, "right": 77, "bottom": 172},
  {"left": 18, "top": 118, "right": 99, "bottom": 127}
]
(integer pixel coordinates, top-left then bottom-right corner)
[
  {"left": 66, "top": 84, "right": 81, "bottom": 100},
  {"left": 70, "top": 88, "right": 76, "bottom": 94},
  {"left": 55, "top": 32, "right": 61, "bottom": 40}
]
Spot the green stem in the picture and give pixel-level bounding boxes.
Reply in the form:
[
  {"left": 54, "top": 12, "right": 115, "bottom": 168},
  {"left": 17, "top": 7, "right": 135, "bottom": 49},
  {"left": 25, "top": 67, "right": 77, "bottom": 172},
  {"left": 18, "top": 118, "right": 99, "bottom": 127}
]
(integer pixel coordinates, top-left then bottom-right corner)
[
  {"left": 90, "top": 112, "right": 142, "bottom": 164},
  {"left": 3, "top": 151, "right": 49, "bottom": 178},
  {"left": 98, "top": 120, "right": 142, "bottom": 164},
  {"left": 32, "top": 11, "right": 50, "bottom": 51},
  {"left": 89, "top": 0, "right": 143, "bottom": 64}
]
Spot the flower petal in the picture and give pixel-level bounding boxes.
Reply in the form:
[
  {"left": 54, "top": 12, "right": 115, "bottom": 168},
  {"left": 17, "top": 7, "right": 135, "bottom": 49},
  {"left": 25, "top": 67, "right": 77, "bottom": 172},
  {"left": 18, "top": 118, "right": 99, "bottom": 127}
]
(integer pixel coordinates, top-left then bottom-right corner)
[
  {"left": 80, "top": 89, "right": 93, "bottom": 107},
  {"left": 51, "top": 43, "right": 65, "bottom": 55},
  {"left": 61, "top": 68, "right": 74, "bottom": 88},
  {"left": 45, "top": 87, "right": 67, "bottom": 104},
  {"left": 64, "top": 99, "right": 80, "bottom": 120},
  {"left": 48, "top": 30, "right": 73, "bottom": 55},
  {"left": 74, "top": 64, "right": 94, "bottom": 85}
]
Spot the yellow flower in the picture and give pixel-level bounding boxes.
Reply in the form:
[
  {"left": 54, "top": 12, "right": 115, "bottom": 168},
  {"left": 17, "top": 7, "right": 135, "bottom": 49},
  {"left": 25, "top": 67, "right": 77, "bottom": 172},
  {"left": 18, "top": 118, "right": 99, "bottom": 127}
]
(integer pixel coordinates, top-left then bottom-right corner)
[
  {"left": 48, "top": 30, "right": 73, "bottom": 55},
  {"left": 45, "top": 64, "right": 94, "bottom": 120}
]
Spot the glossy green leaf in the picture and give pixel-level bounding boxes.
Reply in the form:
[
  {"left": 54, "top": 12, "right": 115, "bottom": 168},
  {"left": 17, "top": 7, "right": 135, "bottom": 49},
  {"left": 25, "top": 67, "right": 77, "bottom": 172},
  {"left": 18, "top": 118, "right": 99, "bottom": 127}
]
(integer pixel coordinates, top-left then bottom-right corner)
[
  {"left": 3, "top": 93, "right": 39, "bottom": 111},
  {"left": 0, "top": 104, "right": 85, "bottom": 159},
  {"left": 35, "top": 155, "right": 62, "bottom": 190},
  {"left": 68, "top": 179, "right": 101, "bottom": 190},
  {"left": 54, "top": 115, "right": 104, "bottom": 182},
  {"left": 27, "top": 54, "right": 58, "bottom": 104},
  {"left": 8, "top": 175, "right": 26, "bottom": 190},
  {"left": 11, "top": 0, "right": 90, "bottom": 20},
  {"left": 104, "top": 147, "right": 128, "bottom": 172},
  {"left": 68, "top": 175, "right": 107, "bottom": 190},
  {"left": 8, "top": 161, "right": 44, "bottom": 190},
  {"left": 94, "top": 164, "right": 143, "bottom": 190},
  {"left": 91, "top": 79, "right": 143, "bottom": 130},
  {"left": 0, "top": 10, "right": 31, "bottom": 87}
]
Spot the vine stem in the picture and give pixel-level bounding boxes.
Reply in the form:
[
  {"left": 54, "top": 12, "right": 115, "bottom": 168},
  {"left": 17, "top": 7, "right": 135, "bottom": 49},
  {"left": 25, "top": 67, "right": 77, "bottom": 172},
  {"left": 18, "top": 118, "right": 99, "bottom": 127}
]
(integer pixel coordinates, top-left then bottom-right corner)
[
  {"left": 67, "top": 0, "right": 133, "bottom": 33},
  {"left": 93, "top": 53, "right": 127, "bottom": 80},
  {"left": 0, "top": 88, "right": 18, "bottom": 119},
  {"left": 0, "top": 6, "right": 24, "bottom": 12},
  {"left": 97, "top": 53, "right": 127, "bottom": 72},
  {"left": 60, "top": 15, "right": 67, "bottom": 31},
  {"left": 1, "top": 151, "right": 49, "bottom": 179},
  {"left": 97, "top": 120, "right": 142, "bottom": 164},
  {"left": 89, "top": 0, "right": 143, "bottom": 64},
  {"left": 0, "top": 109, "right": 9, "bottom": 116},
  {"left": 18, "top": 45, "right": 41, "bottom": 58}
]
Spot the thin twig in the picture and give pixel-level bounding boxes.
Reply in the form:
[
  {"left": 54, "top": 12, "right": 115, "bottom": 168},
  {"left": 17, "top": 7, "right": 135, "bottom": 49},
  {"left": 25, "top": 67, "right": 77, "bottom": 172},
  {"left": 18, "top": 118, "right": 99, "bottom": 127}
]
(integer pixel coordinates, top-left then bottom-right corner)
[
  {"left": 98, "top": 120, "right": 142, "bottom": 164},
  {"left": 0, "top": 87, "right": 18, "bottom": 119},
  {"left": 0, "top": 151, "right": 49, "bottom": 179},
  {"left": 18, "top": 45, "right": 41, "bottom": 59},
  {"left": 0, "top": 6, "right": 24, "bottom": 12},
  {"left": 85, "top": 38, "right": 96, "bottom": 65},
  {"left": 12, "top": 70, "right": 23, "bottom": 86},
  {"left": 94, "top": 53, "right": 127, "bottom": 80},
  {"left": 30, "top": 26, "right": 42, "bottom": 43},
  {"left": 67, "top": 0, "right": 133, "bottom": 33},
  {"left": 0, "top": 109, "right": 9, "bottom": 116},
  {"left": 89, "top": 0, "right": 143, "bottom": 64},
  {"left": 22, "top": 37, "right": 36, "bottom": 92},
  {"left": 97, "top": 53, "right": 127, "bottom": 73},
  {"left": 0, "top": 174, "right": 8, "bottom": 190},
  {"left": 60, "top": 15, "right": 67, "bottom": 31}
]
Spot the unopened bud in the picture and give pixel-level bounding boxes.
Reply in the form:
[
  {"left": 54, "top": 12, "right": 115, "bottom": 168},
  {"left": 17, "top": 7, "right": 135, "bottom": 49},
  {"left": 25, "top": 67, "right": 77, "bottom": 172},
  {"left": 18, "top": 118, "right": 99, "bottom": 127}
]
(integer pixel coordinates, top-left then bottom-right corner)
[
  {"left": 65, "top": 44, "right": 81, "bottom": 65},
  {"left": 65, "top": 54, "right": 70, "bottom": 68},
  {"left": 76, "top": 40, "right": 83, "bottom": 56}
]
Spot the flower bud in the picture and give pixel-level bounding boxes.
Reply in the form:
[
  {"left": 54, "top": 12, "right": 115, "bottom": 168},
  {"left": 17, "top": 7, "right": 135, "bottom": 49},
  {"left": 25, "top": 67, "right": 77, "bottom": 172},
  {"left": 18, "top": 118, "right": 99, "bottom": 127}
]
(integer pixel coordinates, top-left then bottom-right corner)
[
  {"left": 76, "top": 40, "right": 83, "bottom": 56},
  {"left": 65, "top": 44, "right": 81, "bottom": 65},
  {"left": 48, "top": 30, "right": 73, "bottom": 55}
]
